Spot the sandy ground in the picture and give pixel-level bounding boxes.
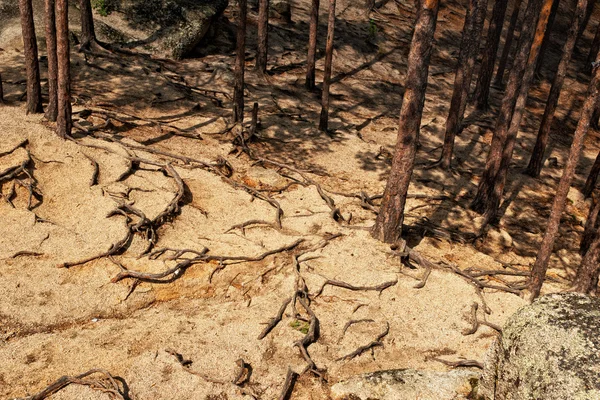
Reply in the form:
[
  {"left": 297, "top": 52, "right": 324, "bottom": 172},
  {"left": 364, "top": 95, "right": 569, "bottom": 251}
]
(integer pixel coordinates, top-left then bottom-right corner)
[{"left": 1, "top": 0, "right": 599, "bottom": 398}]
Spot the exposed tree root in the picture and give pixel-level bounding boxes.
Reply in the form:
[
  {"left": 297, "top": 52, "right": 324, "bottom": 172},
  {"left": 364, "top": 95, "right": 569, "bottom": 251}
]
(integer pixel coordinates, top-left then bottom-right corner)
[
  {"left": 0, "top": 146, "right": 42, "bottom": 210},
  {"left": 165, "top": 349, "right": 227, "bottom": 385},
  {"left": 83, "top": 154, "right": 100, "bottom": 186},
  {"left": 413, "top": 267, "right": 432, "bottom": 289},
  {"left": 258, "top": 297, "right": 292, "bottom": 340},
  {"left": 432, "top": 357, "right": 484, "bottom": 369},
  {"left": 278, "top": 367, "right": 298, "bottom": 400},
  {"left": 462, "top": 302, "right": 502, "bottom": 335},
  {"left": 339, "top": 319, "right": 376, "bottom": 341},
  {"left": 337, "top": 322, "right": 390, "bottom": 362},
  {"left": 19, "top": 369, "right": 126, "bottom": 400},
  {"left": 293, "top": 297, "right": 323, "bottom": 377},
  {"left": 315, "top": 278, "right": 398, "bottom": 297}
]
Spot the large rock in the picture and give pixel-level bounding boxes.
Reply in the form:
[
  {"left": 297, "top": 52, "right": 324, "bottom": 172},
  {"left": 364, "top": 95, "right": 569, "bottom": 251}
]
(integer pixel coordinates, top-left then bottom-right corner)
[
  {"left": 331, "top": 369, "right": 480, "bottom": 400},
  {"left": 480, "top": 293, "right": 600, "bottom": 399}
]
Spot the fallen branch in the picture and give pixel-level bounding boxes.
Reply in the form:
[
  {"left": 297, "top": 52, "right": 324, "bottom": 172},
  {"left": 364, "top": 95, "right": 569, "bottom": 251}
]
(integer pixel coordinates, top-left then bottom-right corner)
[{"left": 337, "top": 322, "right": 390, "bottom": 361}]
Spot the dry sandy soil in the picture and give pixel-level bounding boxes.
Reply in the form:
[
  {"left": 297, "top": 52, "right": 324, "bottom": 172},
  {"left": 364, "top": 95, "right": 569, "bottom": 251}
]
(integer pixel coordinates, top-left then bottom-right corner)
[{"left": 1, "top": 0, "right": 599, "bottom": 398}]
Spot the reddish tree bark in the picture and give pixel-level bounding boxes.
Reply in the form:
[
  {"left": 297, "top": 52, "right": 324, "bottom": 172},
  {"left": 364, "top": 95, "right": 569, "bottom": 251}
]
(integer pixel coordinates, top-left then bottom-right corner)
[
  {"left": 583, "top": 149, "right": 600, "bottom": 197},
  {"left": 577, "top": 0, "right": 595, "bottom": 42},
  {"left": 255, "top": 0, "right": 269, "bottom": 73},
  {"left": 493, "top": 0, "right": 523, "bottom": 86},
  {"left": 534, "top": 0, "right": 559, "bottom": 76},
  {"left": 56, "top": 0, "right": 72, "bottom": 138},
  {"left": 318, "top": 0, "right": 336, "bottom": 132},
  {"left": 525, "top": 0, "right": 589, "bottom": 178},
  {"left": 586, "top": 22, "right": 600, "bottom": 73},
  {"left": 306, "top": 0, "right": 320, "bottom": 90},
  {"left": 473, "top": 0, "right": 508, "bottom": 111},
  {"left": 45, "top": 0, "right": 58, "bottom": 121},
  {"left": 371, "top": 0, "right": 440, "bottom": 243},
  {"left": 580, "top": 193, "right": 600, "bottom": 255},
  {"left": 573, "top": 222, "right": 600, "bottom": 293},
  {"left": 233, "top": 0, "right": 247, "bottom": 123},
  {"left": 19, "top": 0, "right": 44, "bottom": 114},
  {"left": 80, "top": 0, "right": 97, "bottom": 50},
  {"left": 470, "top": 0, "right": 545, "bottom": 215},
  {"left": 439, "top": 0, "right": 487, "bottom": 169},
  {"left": 529, "top": 56, "right": 600, "bottom": 300}
]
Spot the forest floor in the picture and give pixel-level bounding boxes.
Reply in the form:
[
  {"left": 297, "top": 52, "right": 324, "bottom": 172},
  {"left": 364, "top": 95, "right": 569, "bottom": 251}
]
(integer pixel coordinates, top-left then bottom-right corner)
[{"left": 1, "top": 0, "right": 599, "bottom": 398}]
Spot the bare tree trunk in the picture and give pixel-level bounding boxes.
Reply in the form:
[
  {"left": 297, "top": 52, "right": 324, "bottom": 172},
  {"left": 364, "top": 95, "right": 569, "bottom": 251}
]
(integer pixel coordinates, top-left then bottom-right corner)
[
  {"left": 80, "top": 0, "right": 97, "bottom": 50},
  {"left": 306, "top": 0, "right": 320, "bottom": 90},
  {"left": 255, "top": 0, "right": 269, "bottom": 73},
  {"left": 0, "top": 73, "right": 4, "bottom": 104},
  {"left": 473, "top": 0, "right": 508, "bottom": 111},
  {"left": 577, "top": 0, "right": 595, "bottom": 42},
  {"left": 586, "top": 22, "right": 600, "bottom": 73},
  {"left": 19, "top": 0, "right": 43, "bottom": 114},
  {"left": 56, "top": 0, "right": 71, "bottom": 138},
  {"left": 371, "top": 0, "right": 440, "bottom": 243},
  {"left": 470, "top": 0, "right": 545, "bottom": 214},
  {"left": 583, "top": 149, "right": 600, "bottom": 197},
  {"left": 45, "top": 0, "right": 58, "bottom": 121},
  {"left": 525, "top": 0, "right": 589, "bottom": 178},
  {"left": 439, "top": 0, "right": 487, "bottom": 169},
  {"left": 233, "top": 0, "right": 247, "bottom": 123},
  {"left": 534, "top": 0, "right": 559, "bottom": 76},
  {"left": 580, "top": 193, "right": 600, "bottom": 255},
  {"left": 318, "top": 0, "right": 336, "bottom": 132},
  {"left": 573, "top": 224, "right": 600, "bottom": 293},
  {"left": 529, "top": 56, "right": 600, "bottom": 300},
  {"left": 493, "top": 0, "right": 523, "bottom": 86}
]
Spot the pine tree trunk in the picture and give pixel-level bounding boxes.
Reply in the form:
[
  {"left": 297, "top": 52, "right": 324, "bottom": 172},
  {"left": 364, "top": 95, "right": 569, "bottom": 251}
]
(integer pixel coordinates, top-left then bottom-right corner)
[
  {"left": 371, "top": 0, "right": 440, "bottom": 243},
  {"left": 473, "top": 0, "right": 508, "bottom": 111},
  {"left": 493, "top": 0, "right": 523, "bottom": 86},
  {"left": 56, "top": 0, "right": 71, "bottom": 139},
  {"left": 0, "top": 73, "right": 4, "bottom": 103},
  {"left": 583, "top": 149, "right": 600, "bottom": 197},
  {"left": 318, "top": 0, "right": 336, "bottom": 132},
  {"left": 586, "top": 22, "right": 600, "bottom": 73},
  {"left": 577, "top": 0, "right": 595, "bottom": 42},
  {"left": 573, "top": 223, "right": 600, "bottom": 293},
  {"left": 233, "top": 0, "right": 247, "bottom": 123},
  {"left": 19, "top": 0, "right": 43, "bottom": 114},
  {"left": 525, "top": 0, "right": 588, "bottom": 178},
  {"left": 440, "top": 0, "right": 487, "bottom": 169},
  {"left": 529, "top": 56, "right": 600, "bottom": 300},
  {"left": 534, "top": 0, "right": 559, "bottom": 77},
  {"left": 580, "top": 193, "right": 600, "bottom": 255},
  {"left": 305, "top": 0, "right": 320, "bottom": 90},
  {"left": 80, "top": 0, "right": 97, "bottom": 50},
  {"left": 255, "top": 0, "right": 269, "bottom": 73},
  {"left": 45, "top": 0, "right": 58, "bottom": 121},
  {"left": 470, "top": 0, "right": 545, "bottom": 214}
]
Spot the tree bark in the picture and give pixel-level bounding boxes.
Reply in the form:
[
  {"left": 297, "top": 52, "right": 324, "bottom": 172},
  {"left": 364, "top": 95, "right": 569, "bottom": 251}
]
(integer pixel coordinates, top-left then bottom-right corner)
[
  {"left": 80, "top": 0, "right": 97, "bottom": 50},
  {"left": 586, "top": 22, "right": 600, "bottom": 73},
  {"left": 318, "top": 0, "right": 336, "bottom": 132},
  {"left": 255, "top": 0, "right": 269, "bottom": 73},
  {"left": 233, "top": 0, "right": 247, "bottom": 123},
  {"left": 45, "top": 0, "right": 58, "bottom": 121},
  {"left": 583, "top": 149, "right": 600, "bottom": 197},
  {"left": 305, "top": 0, "right": 320, "bottom": 90},
  {"left": 19, "top": 0, "right": 44, "bottom": 114},
  {"left": 580, "top": 193, "right": 600, "bottom": 255},
  {"left": 56, "top": 0, "right": 71, "bottom": 138},
  {"left": 577, "top": 0, "right": 595, "bottom": 42},
  {"left": 573, "top": 222, "right": 600, "bottom": 293},
  {"left": 371, "top": 0, "right": 440, "bottom": 243},
  {"left": 493, "top": 0, "right": 523, "bottom": 86},
  {"left": 525, "top": 0, "right": 589, "bottom": 178},
  {"left": 534, "top": 0, "right": 559, "bottom": 76},
  {"left": 470, "top": 0, "right": 545, "bottom": 215},
  {"left": 439, "top": 0, "right": 487, "bottom": 169},
  {"left": 473, "top": 0, "right": 508, "bottom": 111},
  {"left": 529, "top": 55, "right": 600, "bottom": 300},
  {"left": 0, "top": 73, "right": 4, "bottom": 103}
]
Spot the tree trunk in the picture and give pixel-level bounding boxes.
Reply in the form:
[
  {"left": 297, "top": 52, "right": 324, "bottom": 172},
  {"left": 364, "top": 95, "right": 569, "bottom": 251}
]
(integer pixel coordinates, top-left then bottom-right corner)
[
  {"left": 306, "top": 0, "right": 320, "bottom": 90},
  {"left": 577, "top": 0, "right": 595, "bottom": 42},
  {"left": 534, "top": 0, "right": 559, "bottom": 77},
  {"left": 80, "top": 0, "right": 97, "bottom": 50},
  {"left": 45, "top": 0, "right": 58, "bottom": 121},
  {"left": 493, "top": 0, "right": 523, "bottom": 86},
  {"left": 19, "top": 0, "right": 43, "bottom": 114},
  {"left": 529, "top": 55, "right": 600, "bottom": 300},
  {"left": 233, "top": 0, "right": 247, "bottom": 123},
  {"left": 583, "top": 149, "right": 600, "bottom": 197},
  {"left": 371, "top": 0, "right": 440, "bottom": 243},
  {"left": 470, "top": 0, "right": 545, "bottom": 214},
  {"left": 318, "top": 0, "right": 336, "bottom": 132},
  {"left": 439, "top": 0, "right": 487, "bottom": 169},
  {"left": 573, "top": 223, "right": 600, "bottom": 293},
  {"left": 580, "top": 193, "right": 600, "bottom": 255},
  {"left": 255, "top": 0, "right": 269, "bottom": 73},
  {"left": 473, "top": 0, "right": 508, "bottom": 111},
  {"left": 525, "top": 0, "right": 589, "bottom": 178},
  {"left": 586, "top": 22, "right": 600, "bottom": 73},
  {"left": 0, "top": 73, "right": 4, "bottom": 103},
  {"left": 56, "top": 0, "right": 71, "bottom": 139}
]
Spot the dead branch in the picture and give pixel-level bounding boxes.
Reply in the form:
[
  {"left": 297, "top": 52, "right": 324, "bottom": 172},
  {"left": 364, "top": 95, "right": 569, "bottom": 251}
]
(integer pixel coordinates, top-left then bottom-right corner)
[
  {"left": 315, "top": 278, "right": 397, "bottom": 297},
  {"left": 278, "top": 368, "right": 298, "bottom": 400},
  {"left": 258, "top": 297, "right": 292, "bottom": 340},
  {"left": 432, "top": 357, "right": 484, "bottom": 369},
  {"left": 20, "top": 369, "right": 125, "bottom": 400},
  {"left": 337, "top": 322, "right": 390, "bottom": 361}
]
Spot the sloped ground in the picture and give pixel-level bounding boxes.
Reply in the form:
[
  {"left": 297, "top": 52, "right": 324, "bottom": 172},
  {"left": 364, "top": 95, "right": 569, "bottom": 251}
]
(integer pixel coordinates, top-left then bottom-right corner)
[{"left": 0, "top": 0, "right": 598, "bottom": 398}]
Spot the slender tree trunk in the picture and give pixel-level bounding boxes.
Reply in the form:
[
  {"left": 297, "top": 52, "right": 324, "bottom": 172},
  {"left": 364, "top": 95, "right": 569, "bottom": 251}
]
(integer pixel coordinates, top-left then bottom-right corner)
[
  {"left": 525, "top": 0, "right": 589, "bottom": 178},
  {"left": 45, "top": 0, "right": 58, "bottom": 121},
  {"left": 470, "top": 0, "right": 545, "bottom": 214},
  {"left": 439, "top": 0, "right": 487, "bottom": 169},
  {"left": 305, "top": 0, "right": 320, "bottom": 90},
  {"left": 371, "top": 0, "right": 440, "bottom": 243},
  {"left": 56, "top": 0, "right": 71, "bottom": 138},
  {"left": 586, "top": 22, "right": 600, "bottom": 73},
  {"left": 19, "top": 0, "right": 43, "bottom": 114},
  {"left": 233, "top": 0, "right": 247, "bottom": 123},
  {"left": 0, "top": 73, "right": 4, "bottom": 103},
  {"left": 577, "top": 0, "right": 595, "bottom": 42},
  {"left": 255, "top": 0, "right": 269, "bottom": 73},
  {"left": 583, "top": 149, "right": 600, "bottom": 197},
  {"left": 529, "top": 56, "right": 600, "bottom": 300},
  {"left": 318, "top": 0, "right": 336, "bottom": 132},
  {"left": 80, "top": 0, "right": 97, "bottom": 50},
  {"left": 580, "top": 193, "right": 600, "bottom": 255},
  {"left": 473, "top": 0, "right": 508, "bottom": 111},
  {"left": 573, "top": 223, "right": 600, "bottom": 293},
  {"left": 493, "top": 0, "right": 523, "bottom": 86},
  {"left": 534, "top": 0, "right": 559, "bottom": 76}
]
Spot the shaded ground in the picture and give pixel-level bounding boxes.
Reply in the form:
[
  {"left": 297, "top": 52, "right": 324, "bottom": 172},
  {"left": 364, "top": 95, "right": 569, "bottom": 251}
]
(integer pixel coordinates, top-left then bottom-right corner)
[{"left": 0, "top": 0, "right": 599, "bottom": 398}]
